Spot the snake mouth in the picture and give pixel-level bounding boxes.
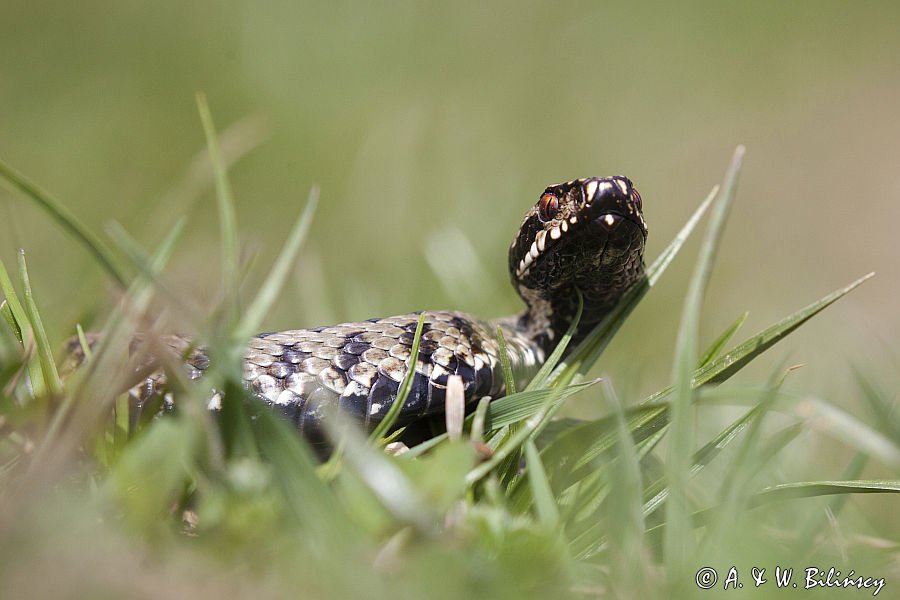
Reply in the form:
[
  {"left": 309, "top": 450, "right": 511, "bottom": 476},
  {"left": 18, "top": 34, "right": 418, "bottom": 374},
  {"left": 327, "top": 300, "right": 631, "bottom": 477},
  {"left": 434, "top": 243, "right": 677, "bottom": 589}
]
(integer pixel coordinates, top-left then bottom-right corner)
[
  {"left": 514, "top": 211, "right": 632, "bottom": 279},
  {"left": 590, "top": 211, "right": 642, "bottom": 231}
]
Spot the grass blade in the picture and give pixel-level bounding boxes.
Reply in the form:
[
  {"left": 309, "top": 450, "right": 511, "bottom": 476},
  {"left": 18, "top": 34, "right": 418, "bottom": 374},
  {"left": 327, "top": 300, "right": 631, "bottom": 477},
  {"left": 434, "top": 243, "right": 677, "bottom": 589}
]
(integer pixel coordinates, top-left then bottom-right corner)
[
  {"left": 369, "top": 313, "right": 426, "bottom": 442},
  {"left": 855, "top": 371, "right": 900, "bottom": 442},
  {"left": 697, "top": 311, "right": 748, "bottom": 368},
  {"left": 196, "top": 92, "right": 240, "bottom": 327},
  {"left": 487, "top": 379, "right": 602, "bottom": 429},
  {"left": 642, "top": 401, "right": 760, "bottom": 518},
  {"left": 645, "top": 480, "right": 900, "bottom": 542},
  {"left": 327, "top": 412, "right": 436, "bottom": 534},
  {"left": 702, "top": 276, "right": 874, "bottom": 387},
  {"left": 403, "top": 379, "right": 601, "bottom": 459},
  {"left": 489, "top": 325, "right": 523, "bottom": 481},
  {"left": 0, "top": 262, "right": 28, "bottom": 345},
  {"left": 251, "top": 408, "right": 363, "bottom": 552},
  {"left": 1, "top": 301, "right": 21, "bottom": 345},
  {"left": 150, "top": 113, "right": 268, "bottom": 230},
  {"left": 642, "top": 272, "right": 875, "bottom": 407},
  {"left": 236, "top": 186, "right": 320, "bottom": 340},
  {"left": 0, "top": 258, "right": 44, "bottom": 396},
  {"left": 17, "top": 251, "right": 62, "bottom": 396},
  {"left": 751, "top": 479, "right": 900, "bottom": 503},
  {"left": 565, "top": 272, "right": 873, "bottom": 492},
  {"left": 526, "top": 290, "right": 582, "bottom": 390},
  {"left": 665, "top": 145, "right": 744, "bottom": 576},
  {"left": 465, "top": 384, "right": 569, "bottom": 485},
  {"left": 495, "top": 326, "right": 517, "bottom": 396},
  {"left": 470, "top": 395, "right": 491, "bottom": 445},
  {"left": 106, "top": 219, "right": 199, "bottom": 322},
  {"left": 602, "top": 379, "right": 646, "bottom": 576},
  {"left": 537, "top": 404, "right": 670, "bottom": 495},
  {"left": 794, "top": 453, "right": 868, "bottom": 557},
  {"left": 101, "top": 417, "right": 199, "bottom": 529},
  {"left": 32, "top": 218, "right": 189, "bottom": 467},
  {"left": 792, "top": 395, "right": 900, "bottom": 468},
  {"left": 74, "top": 324, "right": 93, "bottom": 363},
  {"left": 525, "top": 439, "right": 560, "bottom": 528},
  {"left": 0, "top": 157, "right": 129, "bottom": 286}
]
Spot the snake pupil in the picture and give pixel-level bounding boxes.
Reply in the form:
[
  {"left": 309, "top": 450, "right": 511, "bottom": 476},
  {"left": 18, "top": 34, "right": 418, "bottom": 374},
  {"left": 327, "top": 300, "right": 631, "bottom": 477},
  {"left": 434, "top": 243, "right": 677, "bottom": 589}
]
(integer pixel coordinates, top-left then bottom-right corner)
[{"left": 538, "top": 193, "right": 559, "bottom": 221}]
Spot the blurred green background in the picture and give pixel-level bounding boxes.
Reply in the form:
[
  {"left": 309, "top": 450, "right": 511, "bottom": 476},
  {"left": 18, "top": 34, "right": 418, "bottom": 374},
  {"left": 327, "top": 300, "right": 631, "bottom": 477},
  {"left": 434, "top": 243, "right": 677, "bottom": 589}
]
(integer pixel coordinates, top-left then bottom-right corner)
[{"left": 1, "top": 2, "right": 897, "bottom": 431}]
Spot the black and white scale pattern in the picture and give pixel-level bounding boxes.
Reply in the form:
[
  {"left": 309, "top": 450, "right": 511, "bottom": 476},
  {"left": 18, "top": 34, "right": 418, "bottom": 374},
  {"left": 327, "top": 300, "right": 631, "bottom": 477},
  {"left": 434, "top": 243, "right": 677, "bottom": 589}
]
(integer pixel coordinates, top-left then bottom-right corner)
[
  {"left": 239, "top": 311, "right": 542, "bottom": 432},
  {"left": 116, "top": 311, "right": 543, "bottom": 435}
]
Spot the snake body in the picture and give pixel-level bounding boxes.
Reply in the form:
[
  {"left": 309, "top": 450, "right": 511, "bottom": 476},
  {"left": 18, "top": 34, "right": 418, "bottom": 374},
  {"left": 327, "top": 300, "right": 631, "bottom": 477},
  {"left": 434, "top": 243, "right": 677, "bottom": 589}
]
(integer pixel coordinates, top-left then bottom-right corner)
[{"left": 93, "top": 177, "right": 647, "bottom": 438}]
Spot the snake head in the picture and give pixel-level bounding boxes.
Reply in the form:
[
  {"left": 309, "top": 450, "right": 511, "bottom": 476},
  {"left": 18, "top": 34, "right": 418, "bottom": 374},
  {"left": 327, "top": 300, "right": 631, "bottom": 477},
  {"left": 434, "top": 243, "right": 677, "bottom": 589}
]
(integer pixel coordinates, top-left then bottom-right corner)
[{"left": 509, "top": 176, "right": 647, "bottom": 334}]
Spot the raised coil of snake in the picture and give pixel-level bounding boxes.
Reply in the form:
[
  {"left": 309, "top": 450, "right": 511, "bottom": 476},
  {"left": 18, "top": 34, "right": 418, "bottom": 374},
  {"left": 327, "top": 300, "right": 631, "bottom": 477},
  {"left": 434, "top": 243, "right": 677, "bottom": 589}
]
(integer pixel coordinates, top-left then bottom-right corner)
[{"left": 75, "top": 176, "right": 647, "bottom": 441}]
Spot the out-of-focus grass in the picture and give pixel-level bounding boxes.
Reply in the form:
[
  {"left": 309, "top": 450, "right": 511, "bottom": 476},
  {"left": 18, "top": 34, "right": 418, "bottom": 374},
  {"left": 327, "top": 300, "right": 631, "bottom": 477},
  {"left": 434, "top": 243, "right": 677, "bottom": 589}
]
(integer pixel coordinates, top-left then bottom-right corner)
[
  {"left": 1, "top": 135, "right": 897, "bottom": 598},
  {"left": 2, "top": 3, "right": 899, "bottom": 595}
]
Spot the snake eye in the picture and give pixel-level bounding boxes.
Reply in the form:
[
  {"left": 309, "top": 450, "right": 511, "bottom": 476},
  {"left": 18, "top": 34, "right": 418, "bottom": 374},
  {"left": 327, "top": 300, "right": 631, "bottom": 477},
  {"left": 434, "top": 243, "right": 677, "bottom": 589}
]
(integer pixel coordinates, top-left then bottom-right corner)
[{"left": 538, "top": 193, "right": 559, "bottom": 222}]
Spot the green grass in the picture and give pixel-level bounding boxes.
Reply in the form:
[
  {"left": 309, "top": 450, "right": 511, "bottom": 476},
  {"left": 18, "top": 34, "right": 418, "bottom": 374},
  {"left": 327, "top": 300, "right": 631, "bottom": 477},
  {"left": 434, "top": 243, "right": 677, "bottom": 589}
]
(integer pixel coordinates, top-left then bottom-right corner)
[{"left": 0, "top": 127, "right": 897, "bottom": 599}]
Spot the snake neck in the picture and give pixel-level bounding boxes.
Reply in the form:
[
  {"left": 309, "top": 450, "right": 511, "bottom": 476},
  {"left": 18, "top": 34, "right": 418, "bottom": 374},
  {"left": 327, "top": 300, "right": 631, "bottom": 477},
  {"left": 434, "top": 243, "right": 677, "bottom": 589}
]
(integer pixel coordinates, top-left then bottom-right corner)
[
  {"left": 509, "top": 287, "right": 604, "bottom": 358},
  {"left": 513, "top": 260, "right": 647, "bottom": 358}
]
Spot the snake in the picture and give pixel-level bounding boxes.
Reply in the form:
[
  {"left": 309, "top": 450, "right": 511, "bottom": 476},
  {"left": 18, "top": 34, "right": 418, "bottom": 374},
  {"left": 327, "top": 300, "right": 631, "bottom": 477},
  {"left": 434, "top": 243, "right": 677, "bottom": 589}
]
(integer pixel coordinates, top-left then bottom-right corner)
[{"left": 72, "top": 176, "right": 647, "bottom": 440}]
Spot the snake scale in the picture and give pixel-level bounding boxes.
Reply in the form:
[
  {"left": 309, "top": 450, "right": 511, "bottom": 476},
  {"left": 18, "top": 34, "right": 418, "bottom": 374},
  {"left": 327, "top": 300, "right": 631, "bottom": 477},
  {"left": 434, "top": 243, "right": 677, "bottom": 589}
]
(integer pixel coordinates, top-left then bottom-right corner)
[{"left": 78, "top": 177, "right": 647, "bottom": 440}]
